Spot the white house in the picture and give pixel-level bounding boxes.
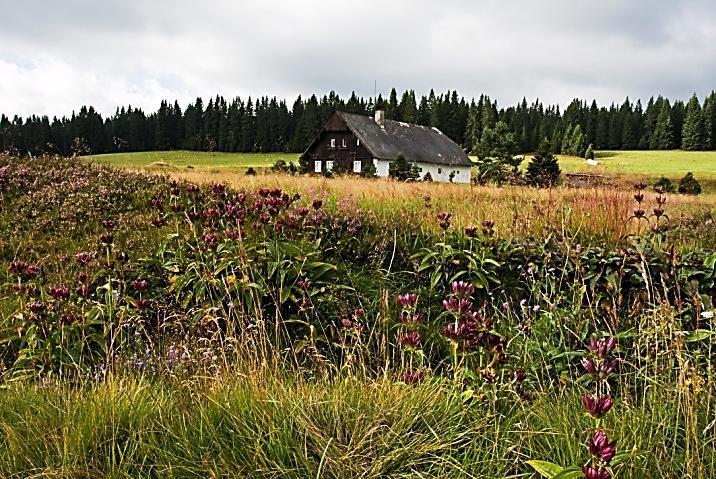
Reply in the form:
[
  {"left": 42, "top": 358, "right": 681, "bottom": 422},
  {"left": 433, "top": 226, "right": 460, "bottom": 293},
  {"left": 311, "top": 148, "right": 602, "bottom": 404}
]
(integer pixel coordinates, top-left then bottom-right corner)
[{"left": 301, "top": 110, "right": 473, "bottom": 184}]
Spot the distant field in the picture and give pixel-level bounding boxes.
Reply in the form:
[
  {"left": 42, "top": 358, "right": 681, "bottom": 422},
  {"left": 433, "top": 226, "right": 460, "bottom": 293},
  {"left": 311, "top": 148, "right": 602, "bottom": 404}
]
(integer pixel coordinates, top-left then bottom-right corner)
[
  {"left": 550, "top": 150, "right": 716, "bottom": 180},
  {"left": 89, "top": 149, "right": 716, "bottom": 192},
  {"left": 87, "top": 150, "right": 299, "bottom": 170}
]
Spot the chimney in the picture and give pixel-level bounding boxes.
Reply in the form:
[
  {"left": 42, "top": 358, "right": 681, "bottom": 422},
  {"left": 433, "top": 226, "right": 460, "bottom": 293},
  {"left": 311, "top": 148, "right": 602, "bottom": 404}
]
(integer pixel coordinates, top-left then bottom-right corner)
[{"left": 374, "top": 110, "right": 385, "bottom": 128}]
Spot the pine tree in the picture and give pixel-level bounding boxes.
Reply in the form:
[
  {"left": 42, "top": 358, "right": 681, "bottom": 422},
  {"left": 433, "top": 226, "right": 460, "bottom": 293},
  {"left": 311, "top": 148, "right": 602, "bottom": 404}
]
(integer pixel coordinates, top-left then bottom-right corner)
[
  {"left": 464, "top": 101, "right": 480, "bottom": 152},
  {"left": 388, "top": 153, "right": 420, "bottom": 181},
  {"left": 584, "top": 144, "right": 595, "bottom": 160},
  {"left": 526, "top": 138, "right": 561, "bottom": 187},
  {"left": 570, "top": 125, "right": 585, "bottom": 156},
  {"left": 681, "top": 94, "right": 706, "bottom": 151},
  {"left": 386, "top": 88, "right": 400, "bottom": 120},
  {"left": 704, "top": 91, "right": 716, "bottom": 149},
  {"left": 474, "top": 121, "right": 519, "bottom": 185},
  {"left": 650, "top": 100, "right": 674, "bottom": 149}
]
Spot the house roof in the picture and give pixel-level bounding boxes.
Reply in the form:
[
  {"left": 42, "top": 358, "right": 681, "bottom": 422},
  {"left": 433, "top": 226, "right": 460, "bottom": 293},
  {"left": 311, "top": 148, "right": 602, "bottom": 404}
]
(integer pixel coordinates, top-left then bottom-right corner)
[{"left": 330, "top": 112, "right": 472, "bottom": 167}]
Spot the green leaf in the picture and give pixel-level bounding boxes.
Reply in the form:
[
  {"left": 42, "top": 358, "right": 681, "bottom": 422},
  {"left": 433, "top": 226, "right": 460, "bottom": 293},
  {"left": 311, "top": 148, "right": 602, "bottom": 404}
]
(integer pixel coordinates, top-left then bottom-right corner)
[
  {"left": 526, "top": 460, "right": 567, "bottom": 478},
  {"left": 684, "top": 329, "right": 715, "bottom": 342},
  {"left": 553, "top": 467, "right": 584, "bottom": 479}
]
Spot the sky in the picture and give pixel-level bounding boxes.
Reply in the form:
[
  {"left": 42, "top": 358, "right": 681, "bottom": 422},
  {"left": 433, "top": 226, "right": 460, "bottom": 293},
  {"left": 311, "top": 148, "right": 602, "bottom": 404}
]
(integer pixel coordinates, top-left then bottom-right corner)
[{"left": 1, "top": 0, "right": 715, "bottom": 118}]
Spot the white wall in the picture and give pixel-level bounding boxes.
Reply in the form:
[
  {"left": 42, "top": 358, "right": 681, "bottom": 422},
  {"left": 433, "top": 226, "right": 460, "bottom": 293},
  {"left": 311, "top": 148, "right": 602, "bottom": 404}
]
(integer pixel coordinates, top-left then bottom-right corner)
[
  {"left": 415, "top": 162, "right": 472, "bottom": 184},
  {"left": 374, "top": 159, "right": 471, "bottom": 184},
  {"left": 374, "top": 159, "right": 390, "bottom": 177}
]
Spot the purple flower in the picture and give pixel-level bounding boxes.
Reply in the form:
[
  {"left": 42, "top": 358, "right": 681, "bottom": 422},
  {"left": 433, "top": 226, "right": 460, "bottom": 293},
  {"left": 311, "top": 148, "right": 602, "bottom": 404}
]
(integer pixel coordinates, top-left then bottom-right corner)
[
  {"left": 47, "top": 285, "right": 70, "bottom": 300},
  {"left": 397, "top": 293, "right": 418, "bottom": 309},
  {"left": 583, "top": 393, "right": 614, "bottom": 419},
  {"left": 400, "top": 370, "right": 425, "bottom": 384},
  {"left": 582, "top": 466, "right": 610, "bottom": 479},
  {"left": 588, "top": 337, "right": 617, "bottom": 358},
  {"left": 436, "top": 211, "right": 451, "bottom": 230},
  {"left": 451, "top": 280, "right": 474, "bottom": 297},
  {"left": 76, "top": 252, "right": 93, "bottom": 265},
  {"left": 132, "top": 279, "right": 149, "bottom": 292},
  {"left": 28, "top": 300, "right": 46, "bottom": 314},
  {"left": 100, "top": 233, "right": 114, "bottom": 245},
  {"left": 464, "top": 226, "right": 478, "bottom": 237},
  {"left": 399, "top": 331, "right": 422, "bottom": 349},
  {"left": 442, "top": 297, "right": 473, "bottom": 314},
  {"left": 588, "top": 430, "right": 617, "bottom": 463},
  {"left": 399, "top": 311, "right": 423, "bottom": 324}
]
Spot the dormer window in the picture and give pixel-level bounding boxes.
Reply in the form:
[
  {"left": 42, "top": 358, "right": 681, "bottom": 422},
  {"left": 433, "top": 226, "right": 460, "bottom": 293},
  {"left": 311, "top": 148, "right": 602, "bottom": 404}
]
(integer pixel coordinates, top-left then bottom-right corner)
[
  {"left": 342, "top": 138, "right": 347, "bottom": 148},
  {"left": 330, "top": 138, "right": 336, "bottom": 148}
]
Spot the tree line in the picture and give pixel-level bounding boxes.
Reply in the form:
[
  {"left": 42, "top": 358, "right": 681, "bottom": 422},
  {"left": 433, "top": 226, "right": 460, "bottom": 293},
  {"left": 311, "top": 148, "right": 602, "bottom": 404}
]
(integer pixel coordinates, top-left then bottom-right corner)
[{"left": 2, "top": 89, "right": 716, "bottom": 157}]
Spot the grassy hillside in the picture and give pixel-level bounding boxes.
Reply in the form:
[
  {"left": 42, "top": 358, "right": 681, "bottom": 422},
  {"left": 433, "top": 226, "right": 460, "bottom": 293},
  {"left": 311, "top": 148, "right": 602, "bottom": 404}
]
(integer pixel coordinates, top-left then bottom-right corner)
[{"left": 87, "top": 150, "right": 299, "bottom": 170}]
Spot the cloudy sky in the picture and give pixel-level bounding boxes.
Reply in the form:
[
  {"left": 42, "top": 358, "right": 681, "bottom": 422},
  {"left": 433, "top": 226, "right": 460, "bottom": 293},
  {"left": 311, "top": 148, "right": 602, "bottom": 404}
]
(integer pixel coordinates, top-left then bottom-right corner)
[{"left": 1, "top": 0, "right": 715, "bottom": 117}]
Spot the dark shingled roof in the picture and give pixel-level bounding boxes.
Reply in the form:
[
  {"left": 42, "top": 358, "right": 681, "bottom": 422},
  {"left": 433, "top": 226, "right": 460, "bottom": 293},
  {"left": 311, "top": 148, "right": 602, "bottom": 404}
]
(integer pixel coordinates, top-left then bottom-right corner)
[{"left": 336, "top": 112, "right": 472, "bottom": 167}]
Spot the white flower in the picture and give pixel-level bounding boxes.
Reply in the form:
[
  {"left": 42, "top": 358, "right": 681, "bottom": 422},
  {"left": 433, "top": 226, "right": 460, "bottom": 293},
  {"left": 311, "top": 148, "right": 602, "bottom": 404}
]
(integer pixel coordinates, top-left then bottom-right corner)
[{"left": 701, "top": 311, "right": 714, "bottom": 319}]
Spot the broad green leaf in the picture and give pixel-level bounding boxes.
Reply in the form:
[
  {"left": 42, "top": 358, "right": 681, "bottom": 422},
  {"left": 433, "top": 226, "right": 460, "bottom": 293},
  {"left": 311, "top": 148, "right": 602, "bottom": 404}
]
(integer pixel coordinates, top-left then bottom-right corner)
[
  {"left": 553, "top": 467, "right": 584, "bottom": 479},
  {"left": 526, "top": 460, "right": 566, "bottom": 478}
]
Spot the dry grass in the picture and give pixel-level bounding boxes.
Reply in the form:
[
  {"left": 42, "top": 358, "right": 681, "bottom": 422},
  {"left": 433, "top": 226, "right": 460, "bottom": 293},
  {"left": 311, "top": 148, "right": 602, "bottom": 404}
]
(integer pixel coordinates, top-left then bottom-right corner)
[{"left": 164, "top": 170, "right": 715, "bottom": 242}]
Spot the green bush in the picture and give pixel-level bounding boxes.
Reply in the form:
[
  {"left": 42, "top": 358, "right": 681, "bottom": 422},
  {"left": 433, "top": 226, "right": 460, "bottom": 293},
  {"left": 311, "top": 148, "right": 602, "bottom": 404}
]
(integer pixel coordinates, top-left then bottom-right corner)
[
  {"left": 360, "top": 160, "right": 377, "bottom": 178},
  {"left": 678, "top": 171, "right": 702, "bottom": 195},
  {"left": 653, "top": 176, "right": 675, "bottom": 193}
]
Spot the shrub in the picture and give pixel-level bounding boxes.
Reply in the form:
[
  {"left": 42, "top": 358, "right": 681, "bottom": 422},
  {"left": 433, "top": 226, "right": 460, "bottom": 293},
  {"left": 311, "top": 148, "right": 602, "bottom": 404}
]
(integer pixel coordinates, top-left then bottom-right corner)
[
  {"left": 271, "top": 159, "right": 291, "bottom": 173},
  {"left": 360, "top": 161, "right": 377, "bottom": 178},
  {"left": 678, "top": 172, "right": 702, "bottom": 195},
  {"left": 388, "top": 153, "right": 420, "bottom": 181},
  {"left": 653, "top": 176, "right": 675, "bottom": 193},
  {"left": 423, "top": 171, "right": 433, "bottom": 182},
  {"left": 246, "top": 167, "right": 257, "bottom": 176}
]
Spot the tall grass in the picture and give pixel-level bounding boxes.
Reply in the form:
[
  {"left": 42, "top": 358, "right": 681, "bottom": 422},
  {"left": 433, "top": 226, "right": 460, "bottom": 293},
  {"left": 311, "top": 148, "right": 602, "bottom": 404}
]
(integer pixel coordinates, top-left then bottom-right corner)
[
  {"left": 166, "top": 170, "right": 715, "bottom": 245},
  {"left": 1, "top": 355, "right": 714, "bottom": 478}
]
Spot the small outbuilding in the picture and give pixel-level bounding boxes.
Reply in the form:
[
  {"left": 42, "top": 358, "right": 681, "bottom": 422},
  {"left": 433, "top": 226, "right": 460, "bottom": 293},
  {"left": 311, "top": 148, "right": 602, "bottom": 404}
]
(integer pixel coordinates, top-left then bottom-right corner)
[{"left": 300, "top": 110, "right": 473, "bottom": 183}]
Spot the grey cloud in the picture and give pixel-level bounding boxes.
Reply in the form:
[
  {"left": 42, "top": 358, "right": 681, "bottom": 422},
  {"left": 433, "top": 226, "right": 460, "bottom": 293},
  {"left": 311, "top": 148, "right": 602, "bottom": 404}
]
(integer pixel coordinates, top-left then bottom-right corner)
[{"left": 0, "top": 0, "right": 714, "bottom": 116}]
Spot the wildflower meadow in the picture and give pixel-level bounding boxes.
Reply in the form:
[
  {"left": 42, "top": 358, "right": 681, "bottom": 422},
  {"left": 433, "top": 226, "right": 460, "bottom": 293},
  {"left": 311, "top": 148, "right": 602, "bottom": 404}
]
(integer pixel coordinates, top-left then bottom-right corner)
[{"left": 0, "top": 154, "right": 715, "bottom": 478}]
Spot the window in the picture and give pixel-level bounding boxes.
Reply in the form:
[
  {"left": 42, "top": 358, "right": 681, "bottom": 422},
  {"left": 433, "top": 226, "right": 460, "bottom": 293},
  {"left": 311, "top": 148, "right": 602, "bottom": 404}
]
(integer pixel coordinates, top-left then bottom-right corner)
[
  {"left": 342, "top": 138, "right": 347, "bottom": 148},
  {"left": 357, "top": 139, "right": 360, "bottom": 146},
  {"left": 437, "top": 168, "right": 442, "bottom": 174},
  {"left": 353, "top": 160, "right": 362, "bottom": 173},
  {"left": 330, "top": 138, "right": 336, "bottom": 148},
  {"left": 326, "top": 160, "right": 334, "bottom": 172},
  {"left": 314, "top": 161, "right": 322, "bottom": 173}
]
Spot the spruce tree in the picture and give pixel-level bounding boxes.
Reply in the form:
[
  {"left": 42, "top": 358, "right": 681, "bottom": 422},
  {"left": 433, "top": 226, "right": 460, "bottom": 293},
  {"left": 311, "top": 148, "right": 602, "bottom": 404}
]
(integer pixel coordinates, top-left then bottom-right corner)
[
  {"left": 704, "top": 91, "right": 716, "bottom": 149},
  {"left": 681, "top": 94, "right": 705, "bottom": 151},
  {"left": 584, "top": 144, "right": 595, "bottom": 160},
  {"left": 526, "top": 138, "right": 561, "bottom": 187},
  {"left": 650, "top": 101, "right": 674, "bottom": 149},
  {"left": 474, "top": 121, "right": 519, "bottom": 185}
]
